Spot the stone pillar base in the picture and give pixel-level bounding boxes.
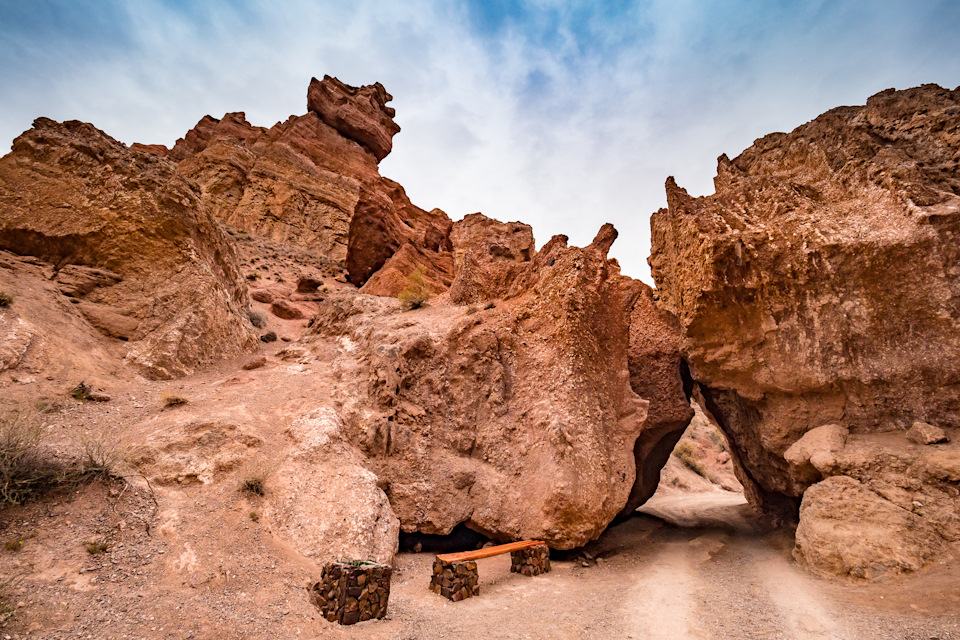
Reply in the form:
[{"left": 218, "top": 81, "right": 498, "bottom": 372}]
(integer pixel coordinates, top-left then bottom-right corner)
[
  {"left": 310, "top": 562, "right": 392, "bottom": 625},
  {"left": 511, "top": 544, "right": 551, "bottom": 576},
  {"left": 429, "top": 558, "right": 480, "bottom": 601}
]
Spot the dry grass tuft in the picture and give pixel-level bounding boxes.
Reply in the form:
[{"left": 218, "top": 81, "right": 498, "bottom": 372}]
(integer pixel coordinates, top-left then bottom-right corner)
[
  {"left": 70, "top": 381, "right": 91, "bottom": 401},
  {"left": 708, "top": 427, "right": 729, "bottom": 451},
  {"left": 1, "top": 411, "right": 125, "bottom": 508},
  {"left": 84, "top": 540, "right": 110, "bottom": 554},
  {"left": 0, "top": 411, "right": 63, "bottom": 506},
  {"left": 398, "top": 265, "right": 432, "bottom": 311},
  {"left": 75, "top": 430, "right": 124, "bottom": 479},
  {"left": 241, "top": 476, "right": 265, "bottom": 496},
  {"left": 162, "top": 394, "right": 189, "bottom": 408},
  {"left": 0, "top": 292, "right": 12, "bottom": 307},
  {"left": 238, "top": 458, "right": 273, "bottom": 497},
  {"left": 674, "top": 440, "right": 707, "bottom": 477}
]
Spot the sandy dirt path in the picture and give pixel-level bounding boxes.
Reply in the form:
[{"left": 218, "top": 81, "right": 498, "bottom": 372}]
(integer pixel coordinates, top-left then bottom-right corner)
[
  {"left": 623, "top": 492, "right": 850, "bottom": 640},
  {"left": 3, "top": 489, "right": 959, "bottom": 639}
]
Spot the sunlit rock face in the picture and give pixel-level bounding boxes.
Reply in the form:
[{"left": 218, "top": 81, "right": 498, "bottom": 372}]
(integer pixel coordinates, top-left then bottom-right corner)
[
  {"left": 308, "top": 226, "right": 656, "bottom": 549},
  {"left": 650, "top": 84, "right": 960, "bottom": 578},
  {"left": 0, "top": 117, "right": 257, "bottom": 379},
  {"left": 162, "top": 76, "right": 451, "bottom": 286}
]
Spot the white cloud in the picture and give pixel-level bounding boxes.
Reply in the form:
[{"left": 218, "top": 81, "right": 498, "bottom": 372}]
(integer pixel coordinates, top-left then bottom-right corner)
[{"left": 1, "top": 0, "right": 958, "bottom": 283}]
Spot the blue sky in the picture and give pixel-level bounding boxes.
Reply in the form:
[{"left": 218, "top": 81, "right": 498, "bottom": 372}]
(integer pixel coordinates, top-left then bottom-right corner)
[{"left": 1, "top": 0, "right": 959, "bottom": 282}]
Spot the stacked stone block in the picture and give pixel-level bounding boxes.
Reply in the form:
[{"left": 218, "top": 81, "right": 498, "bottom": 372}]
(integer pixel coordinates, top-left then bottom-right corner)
[
  {"left": 309, "top": 562, "right": 391, "bottom": 625},
  {"left": 510, "top": 543, "right": 551, "bottom": 576},
  {"left": 429, "top": 558, "right": 480, "bottom": 601}
]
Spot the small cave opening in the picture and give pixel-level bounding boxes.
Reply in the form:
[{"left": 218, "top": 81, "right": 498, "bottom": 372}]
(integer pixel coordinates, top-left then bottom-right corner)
[{"left": 399, "top": 523, "right": 491, "bottom": 554}]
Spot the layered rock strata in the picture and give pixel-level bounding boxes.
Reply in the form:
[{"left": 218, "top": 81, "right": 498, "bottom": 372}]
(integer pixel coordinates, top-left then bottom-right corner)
[
  {"left": 0, "top": 118, "right": 257, "bottom": 379},
  {"left": 159, "top": 76, "right": 451, "bottom": 287},
  {"left": 650, "top": 84, "right": 960, "bottom": 577}
]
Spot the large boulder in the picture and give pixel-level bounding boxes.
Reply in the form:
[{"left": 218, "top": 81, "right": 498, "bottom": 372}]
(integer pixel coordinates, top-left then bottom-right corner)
[
  {"left": 650, "top": 84, "right": 960, "bottom": 575},
  {"left": 0, "top": 118, "right": 257, "bottom": 379},
  {"left": 268, "top": 408, "right": 400, "bottom": 565},
  {"left": 307, "top": 226, "right": 649, "bottom": 549},
  {"left": 159, "top": 78, "right": 451, "bottom": 286}
]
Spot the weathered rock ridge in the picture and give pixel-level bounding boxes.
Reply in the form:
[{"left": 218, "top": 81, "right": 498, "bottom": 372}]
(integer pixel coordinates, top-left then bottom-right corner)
[
  {"left": 651, "top": 84, "right": 960, "bottom": 578},
  {"left": 158, "top": 76, "right": 450, "bottom": 287},
  {"left": 0, "top": 118, "right": 257, "bottom": 379},
  {"left": 306, "top": 74, "right": 401, "bottom": 162}
]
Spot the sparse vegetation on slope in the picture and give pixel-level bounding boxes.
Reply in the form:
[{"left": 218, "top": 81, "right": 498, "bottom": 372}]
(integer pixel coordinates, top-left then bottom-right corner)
[
  {"left": 673, "top": 440, "right": 706, "bottom": 477},
  {"left": 162, "top": 394, "right": 190, "bottom": 408},
  {"left": 0, "top": 411, "right": 60, "bottom": 506},
  {"left": 398, "top": 265, "right": 432, "bottom": 311},
  {"left": 1, "top": 411, "right": 123, "bottom": 507}
]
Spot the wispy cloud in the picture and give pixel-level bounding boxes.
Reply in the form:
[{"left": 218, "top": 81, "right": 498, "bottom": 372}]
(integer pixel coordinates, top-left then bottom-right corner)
[{"left": 1, "top": 0, "right": 958, "bottom": 281}]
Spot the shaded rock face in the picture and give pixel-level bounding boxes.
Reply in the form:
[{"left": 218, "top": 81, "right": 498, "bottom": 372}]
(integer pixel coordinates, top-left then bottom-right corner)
[
  {"left": 358, "top": 241, "right": 454, "bottom": 298},
  {"left": 0, "top": 118, "right": 257, "bottom": 379},
  {"left": 308, "top": 228, "right": 649, "bottom": 549},
  {"left": 615, "top": 278, "right": 695, "bottom": 517},
  {"left": 650, "top": 84, "right": 960, "bottom": 576},
  {"left": 162, "top": 78, "right": 450, "bottom": 287}
]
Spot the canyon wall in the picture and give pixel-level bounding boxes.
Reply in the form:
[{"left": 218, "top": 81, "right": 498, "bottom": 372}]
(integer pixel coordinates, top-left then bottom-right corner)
[{"left": 650, "top": 84, "right": 960, "bottom": 578}]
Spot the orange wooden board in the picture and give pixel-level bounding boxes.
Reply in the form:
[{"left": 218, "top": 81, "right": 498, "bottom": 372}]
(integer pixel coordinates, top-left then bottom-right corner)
[{"left": 436, "top": 540, "right": 546, "bottom": 563}]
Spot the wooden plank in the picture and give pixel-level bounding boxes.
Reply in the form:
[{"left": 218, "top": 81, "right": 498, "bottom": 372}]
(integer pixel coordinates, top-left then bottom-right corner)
[{"left": 436, "top": 540, "right": 546, "bottom": 563}]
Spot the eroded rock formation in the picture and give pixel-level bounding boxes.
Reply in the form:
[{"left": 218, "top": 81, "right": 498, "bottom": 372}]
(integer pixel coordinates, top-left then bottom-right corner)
[
  {"left": 650, "top": 84, "right": 960, "bottom": 577},
  {"left": 0, "top": 118, "right": 257, "bottom": 379},
  {"left": 157, "top": 76, "right": 451, "bottom": 287},
  {"left": 307, "top": 224, "right": 650, "bottom": 549},
  {"left": 615, "top": 277, "right": 695, "bottom": 517}
]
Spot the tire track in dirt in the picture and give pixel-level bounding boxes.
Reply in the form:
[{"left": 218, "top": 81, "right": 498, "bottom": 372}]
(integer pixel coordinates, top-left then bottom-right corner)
[
  {"left": 623, "top": 540, "right": 701, "bottom": 639},
  {"left": 628, "top": 493, "right": 849, "bottom": 640}
]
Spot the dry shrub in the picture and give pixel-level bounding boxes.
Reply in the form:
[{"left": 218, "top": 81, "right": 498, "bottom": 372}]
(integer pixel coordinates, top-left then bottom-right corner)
[
  {"left": 247, "top": 308, "right": 268, "bottom": 328},
  {"left": 1, "top": 411, "right": 124, "bottom": 507},
  {"left": 708, "top": 426, "right": 729, "bottom": 451},
  {"left": 674, "top": 440, "right": 706, "bottom": 477},
  {"left": 0, "top": 292, "right": 12, "bottom": 307},
  {"left": 75, "top": 429, "right": 123, "bottom": 479},
  {"left": 70, "top": 381, "right": 91, "bottom": 401},
  {"left": 0, "top": 411, "right": 63, "bottom": 505},
  {"left": 238, "top": 458, "right": 273, "bottom": 496},
  {"left": 398, "top": 265, "right": 432, "bottom": 311},
  {"left": 84, "top": 540, "right": 110, "bottom": 554},
  {"left": 162, "top": 394, "right": 189, "bottom": 408}
]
